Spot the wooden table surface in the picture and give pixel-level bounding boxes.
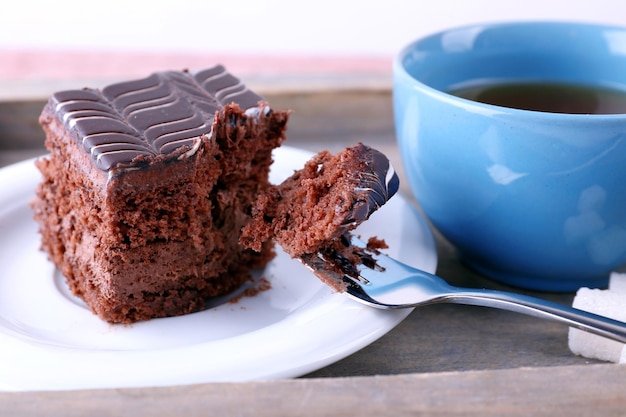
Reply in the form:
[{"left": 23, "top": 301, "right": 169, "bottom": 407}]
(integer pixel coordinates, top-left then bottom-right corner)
[{"left": 1, "top": 87, "right": 625, "bottom": 416}]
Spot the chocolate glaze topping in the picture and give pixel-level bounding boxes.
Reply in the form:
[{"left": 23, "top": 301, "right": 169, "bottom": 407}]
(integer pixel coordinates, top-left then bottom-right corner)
[
  {"left": 50, "top": 65, "right": 263, "bottom": 171},
  {"left": 343, "top": 144, "right": 400, "bottom": 228}
]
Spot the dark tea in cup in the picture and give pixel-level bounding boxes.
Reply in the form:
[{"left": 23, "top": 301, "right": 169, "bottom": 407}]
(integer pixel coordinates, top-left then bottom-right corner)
[{"left": 449, "top": 82, "right": 626, "bottom": 114}]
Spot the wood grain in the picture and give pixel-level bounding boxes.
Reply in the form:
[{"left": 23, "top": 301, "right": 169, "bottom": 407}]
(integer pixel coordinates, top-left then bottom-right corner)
[{"left": 2, "top": 364, "right": 624, "bottom": 416}]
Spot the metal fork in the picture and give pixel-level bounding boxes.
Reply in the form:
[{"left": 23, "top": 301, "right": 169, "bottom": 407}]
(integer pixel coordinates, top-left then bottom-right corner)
[{"left": 300, "top": 233, "right": 626, "bottom": 343}]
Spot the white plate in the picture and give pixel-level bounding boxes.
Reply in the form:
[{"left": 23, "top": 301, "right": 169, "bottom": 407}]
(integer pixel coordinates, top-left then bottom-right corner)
[{"left": 0, "top": 146, "right": 437, "bottom": 392}]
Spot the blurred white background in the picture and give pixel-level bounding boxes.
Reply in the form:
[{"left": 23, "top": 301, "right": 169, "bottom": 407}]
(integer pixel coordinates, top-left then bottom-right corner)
[
  {"left": 1, "top": 0, "right": 626, "bottom": 57},
  {"left": 2, "top": 0, "right": 626, "bottom": 100}
]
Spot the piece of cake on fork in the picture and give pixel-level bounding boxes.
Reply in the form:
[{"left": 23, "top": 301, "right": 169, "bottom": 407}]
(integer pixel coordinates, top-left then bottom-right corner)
[
  {"left": 31, "top": 65, "right": 289, "bottom": 324},
  {"left": 241, "top": 143, "right": 400, "bottom": 290}
]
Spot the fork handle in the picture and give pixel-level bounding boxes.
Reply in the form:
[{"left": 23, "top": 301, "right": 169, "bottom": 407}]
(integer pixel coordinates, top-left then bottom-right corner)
[{"left": 445, "top": 289, "right": 626, "bottom": 344}]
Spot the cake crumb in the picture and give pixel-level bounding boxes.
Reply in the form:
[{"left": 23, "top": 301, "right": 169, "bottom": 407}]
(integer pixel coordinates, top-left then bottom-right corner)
[
  {"left": 229, "top": 277, "right": 272, "bottom": 304},
  {"left": 366, "top": 236, "right": 388, "bottom": 250}
]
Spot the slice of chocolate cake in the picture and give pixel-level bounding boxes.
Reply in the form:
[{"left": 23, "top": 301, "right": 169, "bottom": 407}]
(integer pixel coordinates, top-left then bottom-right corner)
[
  {"left": 241, "top": 143, "right": 399, "bottom": 290},
  {"left": 32, "top": 65, "right": 289, "bottom": 324}
]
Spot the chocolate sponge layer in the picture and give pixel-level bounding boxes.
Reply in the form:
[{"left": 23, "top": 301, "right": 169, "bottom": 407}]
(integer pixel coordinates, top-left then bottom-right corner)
[{"left": 32, "top": 67, "right": 288, "bottom": 323}]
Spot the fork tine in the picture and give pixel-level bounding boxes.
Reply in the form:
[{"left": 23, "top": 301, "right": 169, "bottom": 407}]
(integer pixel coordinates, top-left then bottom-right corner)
[
  {"left": 341, "top": 277, "right": 392, "bottom": 309},
  {"left": 299, "top": 233, "right": 389, "bottom": 294},
  {"left": 299, "top": 233, "right": 414, "bottom": 310}
]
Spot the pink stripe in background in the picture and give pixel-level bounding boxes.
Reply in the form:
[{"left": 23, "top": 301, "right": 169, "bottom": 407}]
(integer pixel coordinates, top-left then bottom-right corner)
[{"left": 0, "top": 50, "right": 392, "bottom": 80}]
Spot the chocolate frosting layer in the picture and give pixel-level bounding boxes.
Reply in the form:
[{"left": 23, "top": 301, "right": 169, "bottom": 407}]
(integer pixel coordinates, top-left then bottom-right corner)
[
  {"left": 50, "top": 65, "right": 263, "bottom": 171},
  {"left": 344, "top": 144, "right": 400, "bottom": 227}
]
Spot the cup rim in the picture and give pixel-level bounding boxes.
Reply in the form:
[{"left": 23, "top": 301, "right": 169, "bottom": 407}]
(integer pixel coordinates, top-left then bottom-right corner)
[{"left": 393, "top": 20, "right": 626, "bottom": 120}]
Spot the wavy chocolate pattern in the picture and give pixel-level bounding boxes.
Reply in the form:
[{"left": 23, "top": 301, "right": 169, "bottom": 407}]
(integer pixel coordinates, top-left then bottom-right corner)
[
  {"left": 50, "top": 65, "right": 263, "bottom": 171},
  {"left": 343, "top": 144, "right": 400, "bottom": 227}
]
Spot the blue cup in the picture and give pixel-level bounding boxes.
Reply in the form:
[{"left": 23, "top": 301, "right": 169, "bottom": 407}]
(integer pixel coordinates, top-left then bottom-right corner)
[{"left": 393, "top": 22, "right": 626, "bottom": 291}]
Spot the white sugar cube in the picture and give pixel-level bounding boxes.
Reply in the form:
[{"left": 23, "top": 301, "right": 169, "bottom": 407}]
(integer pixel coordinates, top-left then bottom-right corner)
[
  {"left": 568, "top": 287, "right": 626, "bottom": 363},
  {"left": 609, "top": 272, "right": 626, "bottom": 293}
]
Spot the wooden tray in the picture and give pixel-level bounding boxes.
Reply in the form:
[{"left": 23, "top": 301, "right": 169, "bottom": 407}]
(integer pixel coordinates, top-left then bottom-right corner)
[{"left": 1, "top": 88, "right": 623, "bottom": 416}]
